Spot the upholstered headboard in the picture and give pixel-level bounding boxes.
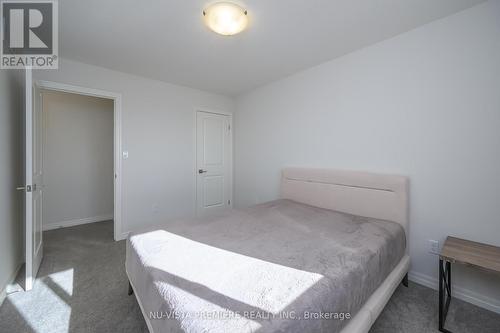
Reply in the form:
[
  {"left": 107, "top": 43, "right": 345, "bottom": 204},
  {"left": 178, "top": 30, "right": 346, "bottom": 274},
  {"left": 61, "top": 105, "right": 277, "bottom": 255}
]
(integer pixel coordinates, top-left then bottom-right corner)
[{"left": 281, "top": 168, "right": 409, "bottom": 245}]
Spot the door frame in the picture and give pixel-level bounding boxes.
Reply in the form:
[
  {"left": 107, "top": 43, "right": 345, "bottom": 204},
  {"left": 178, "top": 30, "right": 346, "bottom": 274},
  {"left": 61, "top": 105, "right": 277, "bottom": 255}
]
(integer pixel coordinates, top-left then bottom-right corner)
[
  {"left": 194, "top": 109, "right": 233, "bottom": 216},
  {"left": 36, "top": 80, "right": 123, "bottom": 241}
]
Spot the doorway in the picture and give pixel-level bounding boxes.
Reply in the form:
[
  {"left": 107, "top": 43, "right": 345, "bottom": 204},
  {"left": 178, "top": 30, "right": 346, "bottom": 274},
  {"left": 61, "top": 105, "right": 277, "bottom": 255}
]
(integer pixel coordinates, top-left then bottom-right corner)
[
  {"left": 41, "top": 90, "right": 114, "bottom": 231},
  {"left": 24, "top": 75, "right": 122, "bottom": 291}
]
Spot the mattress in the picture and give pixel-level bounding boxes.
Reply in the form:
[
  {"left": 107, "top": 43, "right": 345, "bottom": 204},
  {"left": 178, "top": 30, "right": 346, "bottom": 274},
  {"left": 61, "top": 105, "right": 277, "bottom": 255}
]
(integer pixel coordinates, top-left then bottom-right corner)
[{"left": 126, "top": 199, "right": 406, "bottom": 333}]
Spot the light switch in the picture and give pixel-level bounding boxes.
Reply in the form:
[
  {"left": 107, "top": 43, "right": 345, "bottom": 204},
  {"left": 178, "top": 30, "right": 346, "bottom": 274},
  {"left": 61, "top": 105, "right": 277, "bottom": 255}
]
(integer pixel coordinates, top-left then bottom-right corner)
[{"left": 122, "top": 151, "right": 129, "bottom": 159}]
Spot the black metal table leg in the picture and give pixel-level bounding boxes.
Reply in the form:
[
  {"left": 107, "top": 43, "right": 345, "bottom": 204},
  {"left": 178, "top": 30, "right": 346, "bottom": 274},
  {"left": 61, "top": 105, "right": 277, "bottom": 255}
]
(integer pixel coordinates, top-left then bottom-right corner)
[{"left": 439, "top": 259, "right": 452, "bottom": 333}]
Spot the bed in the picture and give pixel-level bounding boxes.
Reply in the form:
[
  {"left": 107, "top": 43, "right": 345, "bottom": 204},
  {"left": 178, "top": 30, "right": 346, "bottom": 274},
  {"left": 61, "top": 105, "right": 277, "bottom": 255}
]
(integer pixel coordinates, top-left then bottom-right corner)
[{"left": 126, "top": 168, "right": 410, "bottom": 333}]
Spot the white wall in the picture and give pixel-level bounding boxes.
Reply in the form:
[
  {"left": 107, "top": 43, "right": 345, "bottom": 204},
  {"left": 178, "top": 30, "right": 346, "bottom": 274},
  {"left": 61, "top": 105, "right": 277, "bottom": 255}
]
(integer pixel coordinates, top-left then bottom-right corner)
[
  {"left": 42, "top": 91, "right": 114, "bottom": 229},
  {"left": 34, "top": 59, "right": 234, "bottom": 238},
  {"left": 0, "top": 69, "right": 24, "bottom": 304},
  {"left": 235, "top": 1, "right": 500, "bottom": 312}
]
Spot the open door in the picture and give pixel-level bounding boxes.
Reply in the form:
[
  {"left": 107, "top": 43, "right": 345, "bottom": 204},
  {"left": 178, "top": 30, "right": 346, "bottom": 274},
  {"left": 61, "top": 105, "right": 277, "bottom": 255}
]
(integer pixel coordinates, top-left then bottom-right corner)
[{"left": 24, "top": 69, "right": 44, "bottom": 291}]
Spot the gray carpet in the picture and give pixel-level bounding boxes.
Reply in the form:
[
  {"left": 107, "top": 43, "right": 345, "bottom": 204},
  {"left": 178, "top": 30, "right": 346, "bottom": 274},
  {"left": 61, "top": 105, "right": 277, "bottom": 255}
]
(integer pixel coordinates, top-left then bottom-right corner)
[{"left": 1, "top": 221, "right": 499, "bottom": 333}]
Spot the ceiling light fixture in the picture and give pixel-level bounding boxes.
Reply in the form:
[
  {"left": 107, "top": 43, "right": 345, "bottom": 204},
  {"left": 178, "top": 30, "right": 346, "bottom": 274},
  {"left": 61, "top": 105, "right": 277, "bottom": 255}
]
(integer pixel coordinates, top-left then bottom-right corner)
[{"left": 203, "top": 2, "right": 248, "bottom": 36}]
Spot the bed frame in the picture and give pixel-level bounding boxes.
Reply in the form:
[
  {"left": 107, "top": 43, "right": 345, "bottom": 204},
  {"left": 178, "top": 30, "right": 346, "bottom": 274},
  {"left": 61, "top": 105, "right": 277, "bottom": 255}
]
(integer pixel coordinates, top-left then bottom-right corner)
[
  {"left": 281, "top": 168, "right": 410, "bottom": 333},
  {"left": 128, "top": 167, "right": 410, "bottom": 333}
]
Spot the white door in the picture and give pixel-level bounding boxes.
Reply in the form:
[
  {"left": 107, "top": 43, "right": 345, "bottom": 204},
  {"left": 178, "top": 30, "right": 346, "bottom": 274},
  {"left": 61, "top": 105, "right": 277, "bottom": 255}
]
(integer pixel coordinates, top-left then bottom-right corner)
[
  {"left": 196, "top": 111, "right": 232, "bottom": 216},
  {"left": 24, "top": 69, "right": 44, "bottom": 291}
]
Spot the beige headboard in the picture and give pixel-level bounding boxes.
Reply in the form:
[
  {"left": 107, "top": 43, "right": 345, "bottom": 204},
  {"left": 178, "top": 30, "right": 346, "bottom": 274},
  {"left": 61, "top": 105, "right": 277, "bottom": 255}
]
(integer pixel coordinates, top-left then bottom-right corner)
[{"left": 281, "top": 168, "right": 409, "bottom": 244}]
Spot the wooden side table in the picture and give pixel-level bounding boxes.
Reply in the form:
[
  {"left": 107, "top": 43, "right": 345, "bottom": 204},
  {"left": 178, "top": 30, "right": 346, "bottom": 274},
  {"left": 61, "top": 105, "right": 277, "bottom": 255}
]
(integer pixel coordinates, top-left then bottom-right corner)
[{"left": 439, "top": 236, "right": 500, "bottom": 333}]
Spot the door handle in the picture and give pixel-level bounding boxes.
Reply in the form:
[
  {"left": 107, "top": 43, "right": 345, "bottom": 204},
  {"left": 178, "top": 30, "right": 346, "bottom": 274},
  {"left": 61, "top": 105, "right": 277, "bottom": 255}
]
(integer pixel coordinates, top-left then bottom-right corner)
[
  {"left": 16, "top": 185, "right": 34, "bottom": 192},
  {"left": 198, "top": 169, "right": 208, "bottom": 174}
]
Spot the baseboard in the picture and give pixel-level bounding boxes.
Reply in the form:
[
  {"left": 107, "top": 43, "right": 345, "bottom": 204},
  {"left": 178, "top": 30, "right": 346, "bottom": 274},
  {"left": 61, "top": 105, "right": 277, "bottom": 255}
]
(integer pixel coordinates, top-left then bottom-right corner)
[
  {"left": 0, "top": 264, "right": 22, "bottom": 307},
  {"left": 43, "top": 214, "right": 113, "bottom": 231},
  {"left": 409, "top": 270, "right": 500, "bottom": 314}
]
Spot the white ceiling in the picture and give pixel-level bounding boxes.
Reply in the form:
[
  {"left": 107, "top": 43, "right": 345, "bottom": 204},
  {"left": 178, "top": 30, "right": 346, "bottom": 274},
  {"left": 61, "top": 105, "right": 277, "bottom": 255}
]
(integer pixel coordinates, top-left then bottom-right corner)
[{"left": 60, "top": 0, "right": 485, "bottom": 96}]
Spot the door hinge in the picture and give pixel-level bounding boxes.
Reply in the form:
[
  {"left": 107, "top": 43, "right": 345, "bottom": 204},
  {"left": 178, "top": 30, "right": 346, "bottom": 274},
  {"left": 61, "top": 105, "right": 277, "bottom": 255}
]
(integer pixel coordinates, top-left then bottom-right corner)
[
  {"left": 228, "top": 124, "right": 231, "bottom": 131},
  {"left": 228, "top": 200, "right": 231, "bottom": 205}
]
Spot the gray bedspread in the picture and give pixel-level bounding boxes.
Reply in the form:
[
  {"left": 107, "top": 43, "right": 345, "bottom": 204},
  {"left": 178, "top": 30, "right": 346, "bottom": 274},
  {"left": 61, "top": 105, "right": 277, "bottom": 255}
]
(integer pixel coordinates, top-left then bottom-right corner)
[{"left": 126, "top": 199, "right": 405, "bottom": 333}]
